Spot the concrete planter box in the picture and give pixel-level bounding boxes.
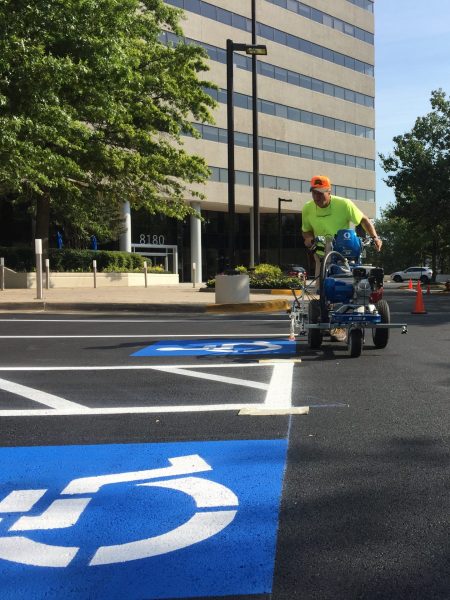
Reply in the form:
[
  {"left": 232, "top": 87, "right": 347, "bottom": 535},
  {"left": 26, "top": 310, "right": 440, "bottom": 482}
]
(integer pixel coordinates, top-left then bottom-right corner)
[{"left": 4, "top": 270, "right": 179, "bottom": 289}]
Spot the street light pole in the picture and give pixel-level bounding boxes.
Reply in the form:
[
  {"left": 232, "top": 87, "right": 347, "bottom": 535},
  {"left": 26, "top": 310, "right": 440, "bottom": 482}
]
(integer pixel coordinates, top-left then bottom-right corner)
[
  {"left": 251, "top": 0, "right": 260, "bottom": 267},
  {"left": 226, "top": 39, "right": 267, "bottom": 271},
  {"left": 278, "top": 198, "right": 292, "bottom": 267},
  {"left": 226, "top": 39, "right": 236, "bottom": 270}
]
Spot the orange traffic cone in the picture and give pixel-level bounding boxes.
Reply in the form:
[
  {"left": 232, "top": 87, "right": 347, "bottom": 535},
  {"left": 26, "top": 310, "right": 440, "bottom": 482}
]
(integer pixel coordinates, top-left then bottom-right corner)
[
  {"left": 408, "top": 278, "right": 413, "bottom": 289},
  {"left": 411, "top": 281, "right": 427, "bottom": 314},
  {"left": 426, "top": 284, "right": 431, "bottom": 295}
]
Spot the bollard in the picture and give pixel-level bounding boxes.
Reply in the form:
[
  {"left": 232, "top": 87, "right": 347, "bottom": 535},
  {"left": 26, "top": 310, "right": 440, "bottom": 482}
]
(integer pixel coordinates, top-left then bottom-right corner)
[
  {"left": 0, "top": 257, "right": 4, "bottom": 291},
  {"left": 192, "top": 262, "right": 196, "bottom": 288},
  {"left": 93, "top": 259, "right": 97, "bottom": 288},
  {"left": 143, "top": 261, "right": 148, "bottom": 288},
  {"left": 35, "top": 239, "right": 43, "bottom": 300},
  {"left": 45, "top": 258, "right": 50, "bottom": 289}
]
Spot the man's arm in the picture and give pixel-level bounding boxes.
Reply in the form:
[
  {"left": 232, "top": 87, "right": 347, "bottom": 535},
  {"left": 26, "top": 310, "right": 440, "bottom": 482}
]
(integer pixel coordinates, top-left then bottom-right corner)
[
  {"left": 302, "top": 230, "right": 315, "bottom": 248},
  {"left": 360, "top": 216, "right": 382, "bottom": 251}
]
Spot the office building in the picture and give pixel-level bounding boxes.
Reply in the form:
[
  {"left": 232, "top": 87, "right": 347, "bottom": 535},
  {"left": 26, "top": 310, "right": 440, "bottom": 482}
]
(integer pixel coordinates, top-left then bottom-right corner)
[{"left": 132, "top": 0, "right": 375, "bottom": 281}]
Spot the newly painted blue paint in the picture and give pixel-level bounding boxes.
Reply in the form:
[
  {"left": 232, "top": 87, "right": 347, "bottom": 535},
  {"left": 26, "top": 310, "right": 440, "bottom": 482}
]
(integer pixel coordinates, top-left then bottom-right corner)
[
  {"left": 0, "top": 440, "right": 287, "bottom": 599},
  {"left": 132, "top": 338, "right": 296, "bottom": 357}
]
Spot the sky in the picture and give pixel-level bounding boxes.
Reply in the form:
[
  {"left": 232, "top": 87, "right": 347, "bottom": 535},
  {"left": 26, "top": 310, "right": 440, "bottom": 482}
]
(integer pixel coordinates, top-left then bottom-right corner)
[{"left": 374, "top": 0, "right": 450, "bottom": 218}]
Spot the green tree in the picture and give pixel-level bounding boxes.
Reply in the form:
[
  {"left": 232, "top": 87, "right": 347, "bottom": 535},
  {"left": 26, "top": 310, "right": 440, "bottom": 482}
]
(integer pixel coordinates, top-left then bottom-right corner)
[
  {"left": 365, "top": 213, "right": 426, "bottom": 274},
  {"left": 379, "top": 89, "right": 450, "bottom": 278},
  {"left": 0, "top": 0, "right": 216, "bottom": 248}
]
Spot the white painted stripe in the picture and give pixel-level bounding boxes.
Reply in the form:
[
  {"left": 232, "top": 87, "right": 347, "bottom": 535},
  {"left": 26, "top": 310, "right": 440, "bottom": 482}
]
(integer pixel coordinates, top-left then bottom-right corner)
[
  {"left": 89, "top": 510, "right": 237, "bottom": 566},
  {"left": 0, "top": 318, "right": 285, "bottom": 323},
  {"left": 0, "top": 536, "right": 78, "bottom": 568},
  {"left": 0, "top": 333, "right": 287, "bottom": 339},
  {"left": 0, "top": 363, "right": 270, "bottom": 371},
  {"left": 239, "top": 406, "right": 309, "bottom": 416},
  {"left": 63, "top": 455, "right": 211, "bottom": 495},
  {"left": 0, "top": 403, "right": 261, "bottom": 417},
  {"left": 151, "top": 367, "right": 268, "bottom": 390},
  {"left": 264, "top": 363, "right": 294, "bottom": 408},
  {"left": 0, "top": 378, "right": 88, "bottom": 410},
  {"left": 0, "top": 489, "right": 47, "bottom": 513},
  {"left": 10, "top": 498, "right": 91, "bottom": 531}
]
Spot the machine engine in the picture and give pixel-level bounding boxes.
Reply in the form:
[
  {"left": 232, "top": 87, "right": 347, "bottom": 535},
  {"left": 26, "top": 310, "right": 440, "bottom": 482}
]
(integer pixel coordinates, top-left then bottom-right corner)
[{"left": 322, "top": 230, "right": 384, "bottom": 304}]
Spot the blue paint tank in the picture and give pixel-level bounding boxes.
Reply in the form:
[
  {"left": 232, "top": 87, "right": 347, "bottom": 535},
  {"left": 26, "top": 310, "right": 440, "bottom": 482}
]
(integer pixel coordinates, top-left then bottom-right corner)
[
  {"left": 333, "top": 229, "right": 362, "bottom": 260},
  {"left": 324, "top": 277, "right": 354, "bottom": 303}
]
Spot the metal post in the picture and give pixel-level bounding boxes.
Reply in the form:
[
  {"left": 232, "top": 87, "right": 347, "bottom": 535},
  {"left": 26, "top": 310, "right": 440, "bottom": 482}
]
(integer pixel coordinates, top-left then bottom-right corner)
[
  {"left": 93, "top": 259, "right": 97, "bottom": 288},
  {"left": 0, "top": 257, "right": 4, "bottom": 291},
  {"left": 45, "top": 258, "right": 50, "bottom": 289},
  {"left": 192, "top": 263, "right": 196, "bottom": 288},
  {"left": 278, "top": 198, "right": 292, "bottom": 267},
  {"left": 143, "top": 261, "right": 148, "bottom": 288},
  {"left": 226, "top": 39, "right": 236, "bottom": 270},
  {"left": 278, "top": 199, "right": 282, "bottom": 267},
  {"left": 251, "top": 0, "right": 260, "bottom": 267},
  {"left": 249, "top": 208, "right": 254, "bottom": 268},
  {"left": 35, "top": 239, "right": 43, "bottom": 300}
]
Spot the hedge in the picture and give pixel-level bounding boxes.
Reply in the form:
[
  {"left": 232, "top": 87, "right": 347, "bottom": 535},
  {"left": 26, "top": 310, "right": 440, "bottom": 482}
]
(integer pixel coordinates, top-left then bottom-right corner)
[
  {"left": 206, "top": 263, "right": 302, "bottom": 289},
  {"left": 0, "top": 247, "right": 162, "bottom": 272}
]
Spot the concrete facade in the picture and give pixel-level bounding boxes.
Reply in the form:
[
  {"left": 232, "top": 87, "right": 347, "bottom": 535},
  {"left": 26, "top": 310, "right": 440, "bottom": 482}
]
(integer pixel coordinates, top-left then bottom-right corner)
[{"left": 172, "top": 0, "right": 376, "bottom": 219}]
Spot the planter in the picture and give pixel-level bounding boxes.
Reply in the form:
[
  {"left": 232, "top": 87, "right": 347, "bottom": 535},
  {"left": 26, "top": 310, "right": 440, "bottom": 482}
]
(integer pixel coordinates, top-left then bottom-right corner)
[{"left": 4, "top": 270, "right": 179, "bottom": 289}]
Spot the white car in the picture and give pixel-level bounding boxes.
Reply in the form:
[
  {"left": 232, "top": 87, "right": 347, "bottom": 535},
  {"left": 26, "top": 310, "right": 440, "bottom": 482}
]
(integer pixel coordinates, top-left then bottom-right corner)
[{"left": 390, "top": 266, "right": 433, "bottom": 283}]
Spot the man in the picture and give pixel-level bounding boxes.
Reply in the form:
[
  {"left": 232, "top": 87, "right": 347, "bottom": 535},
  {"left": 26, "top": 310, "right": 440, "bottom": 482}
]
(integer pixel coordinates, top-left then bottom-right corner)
[
  {"left": 302, "top": 176, "right": 382, "bottom": 341},
  {"left": 302, "top": 175, "right": 382, "bottom": 278}
]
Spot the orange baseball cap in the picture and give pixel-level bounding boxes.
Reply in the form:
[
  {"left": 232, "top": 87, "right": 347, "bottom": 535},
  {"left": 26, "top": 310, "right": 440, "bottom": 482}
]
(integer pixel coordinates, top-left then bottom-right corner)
[{"left": 310, "top": 175, "right": 331, "bottom": 192}]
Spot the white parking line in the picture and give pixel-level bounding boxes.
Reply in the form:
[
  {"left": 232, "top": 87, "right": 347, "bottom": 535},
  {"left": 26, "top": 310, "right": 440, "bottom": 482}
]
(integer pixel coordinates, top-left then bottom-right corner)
[
  {"left": 0, "top": 378, "right": 88, "bottom": 411},
  {"left": 0, "top": 361, "right": 302, "bottom": 417},
  {"left": 0, "top": 318, "right": 285, "bottom": 323},
  {"left": 0, "top": 333, "right": 287, "bottom": 339}
]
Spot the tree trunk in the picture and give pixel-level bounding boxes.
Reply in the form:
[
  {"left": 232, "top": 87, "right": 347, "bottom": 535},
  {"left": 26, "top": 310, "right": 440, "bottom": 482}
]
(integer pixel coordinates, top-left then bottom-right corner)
[{"left": 35, "top": 195, "right": 50, "bottom": 257}]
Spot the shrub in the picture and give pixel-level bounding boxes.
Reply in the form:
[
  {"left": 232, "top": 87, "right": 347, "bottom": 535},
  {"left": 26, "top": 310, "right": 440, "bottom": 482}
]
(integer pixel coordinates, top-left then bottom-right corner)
[
  {"left": 0, "top": 247, "right": 148, "bottom": 272},
  {"left": 253, "top": 263, "right": 282, "bottom": 278}
]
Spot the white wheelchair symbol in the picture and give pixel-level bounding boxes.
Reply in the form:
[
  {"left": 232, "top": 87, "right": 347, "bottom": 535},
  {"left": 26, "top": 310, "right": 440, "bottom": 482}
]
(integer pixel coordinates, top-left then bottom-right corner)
[
  {"left": 159, "top": 340, "right": 282, "bottom": 354},
  {"left": 0, "top": 455, "right": 238, "bottom": 568}
]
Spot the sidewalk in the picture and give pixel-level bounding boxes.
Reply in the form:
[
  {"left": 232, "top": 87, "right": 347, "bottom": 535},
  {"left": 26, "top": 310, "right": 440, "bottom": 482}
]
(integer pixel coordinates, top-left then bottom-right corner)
[{"left": 0, "top": 284, "right": 293, "bottom": 314}]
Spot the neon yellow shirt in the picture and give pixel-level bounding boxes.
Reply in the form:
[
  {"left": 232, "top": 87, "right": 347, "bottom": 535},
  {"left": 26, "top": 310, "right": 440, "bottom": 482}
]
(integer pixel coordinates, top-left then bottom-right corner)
[{"left": 301, "top": 195, "right": 364, "bottom": 237}]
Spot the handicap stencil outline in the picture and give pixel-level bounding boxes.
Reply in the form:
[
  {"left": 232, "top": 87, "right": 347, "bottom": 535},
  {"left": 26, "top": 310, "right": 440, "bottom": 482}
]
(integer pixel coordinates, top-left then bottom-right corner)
[
  {"left": 0, "top": 454, "right": 238, "bottom": 568},
  {"left": 156, "top": 340, "right": 282, "bottom": 354}
]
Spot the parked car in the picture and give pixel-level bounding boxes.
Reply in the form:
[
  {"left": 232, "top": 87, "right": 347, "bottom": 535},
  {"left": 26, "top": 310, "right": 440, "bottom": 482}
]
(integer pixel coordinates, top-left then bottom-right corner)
[
  {"left": 390, "top": 266, "right": 433, "bottom": 283},
  {"left": 284, "top": 265, "right": 308, "bottom": 279}
]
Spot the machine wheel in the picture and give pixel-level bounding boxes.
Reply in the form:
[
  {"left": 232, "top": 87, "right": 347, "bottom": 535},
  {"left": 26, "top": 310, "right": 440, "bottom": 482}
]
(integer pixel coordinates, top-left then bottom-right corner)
[
  {"left": 308, "top": 299, "right": 322, "bottom": 349},
  {"left": 392, "top": 275, "right": 402, "bottom": 282},
  {"left": 372, "top": 299, "right": 390, "bottom": 349},
  {"left": 420, "top": 275, "right": 429, "bottom": 284},
  {"left": 348, "top": 328, "right": 363, "bottom": 358}
]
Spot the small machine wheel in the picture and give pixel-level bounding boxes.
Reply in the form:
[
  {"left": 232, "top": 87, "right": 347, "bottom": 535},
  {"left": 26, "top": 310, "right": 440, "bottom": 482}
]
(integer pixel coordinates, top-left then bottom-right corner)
[
  {"left": 372, "top": 299, "right": 390, "bottom": 349},
  {"left": 392, "top": 275, "right": 402, "bottom": 282},
  {"left": 348, "top": 328, "right": 363, "bottom": 358},
  {"left": 420, "top": 275, "right": 429, "bottom": 284},
  {"left": 308, "top": 299, "right": 322, "bottom": 349}
]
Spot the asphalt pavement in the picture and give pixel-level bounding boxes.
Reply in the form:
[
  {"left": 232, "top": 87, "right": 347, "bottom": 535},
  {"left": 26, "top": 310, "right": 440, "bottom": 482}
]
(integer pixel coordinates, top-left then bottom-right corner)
[{"left": 0, "top": 290, "right": 448, "bottom": 599}]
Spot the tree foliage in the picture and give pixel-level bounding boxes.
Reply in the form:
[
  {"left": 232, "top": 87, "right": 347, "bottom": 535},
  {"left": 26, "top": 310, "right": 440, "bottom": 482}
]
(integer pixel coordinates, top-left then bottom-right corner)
[
  {"left": 0, "top": 0, "right": 216, "bottom": 246},
  {"left": 365, "top": 213, "right": 427, "bottom": 274},
  {"left": 379, "top": 90, "right": 450, "bottom": 276}
]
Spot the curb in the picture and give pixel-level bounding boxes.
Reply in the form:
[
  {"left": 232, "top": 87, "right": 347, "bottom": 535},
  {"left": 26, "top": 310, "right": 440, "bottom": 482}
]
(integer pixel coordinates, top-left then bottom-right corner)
[
  {"left": 0, "top": 299, "right": 290, "bottom": 314},
  {"left": 199, "top": 287, "right": 297, "bottom": 295},
  {"left": 206, "top": 299, "right": 290, "bottom": 314}
]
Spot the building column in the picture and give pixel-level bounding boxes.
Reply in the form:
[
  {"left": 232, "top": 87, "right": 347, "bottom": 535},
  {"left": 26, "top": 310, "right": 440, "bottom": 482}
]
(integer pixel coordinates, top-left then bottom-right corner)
[
  {"left": 119, "top": 201, "right": 132, "bottom": 252},
  {"left": 249, "top": 207, "right": 254, "bottom": 268},
  {"left": 190, "top": 202, "right": 202, "bottom": 283}
]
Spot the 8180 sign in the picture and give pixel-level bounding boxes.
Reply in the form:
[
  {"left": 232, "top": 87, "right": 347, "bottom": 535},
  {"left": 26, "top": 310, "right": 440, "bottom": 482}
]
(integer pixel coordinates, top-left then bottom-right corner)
[{"left": 139, "top": 234, "right": 165, "bottom": 245}]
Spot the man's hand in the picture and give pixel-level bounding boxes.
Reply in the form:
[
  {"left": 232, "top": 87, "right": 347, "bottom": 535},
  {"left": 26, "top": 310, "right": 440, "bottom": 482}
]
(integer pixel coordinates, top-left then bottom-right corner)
[{"left": 372, "top": 237, "right": 382, "bottom": 252}]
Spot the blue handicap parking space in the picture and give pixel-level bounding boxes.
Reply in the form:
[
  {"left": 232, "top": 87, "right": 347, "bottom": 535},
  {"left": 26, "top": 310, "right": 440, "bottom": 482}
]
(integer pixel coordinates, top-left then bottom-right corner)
[
  {"left": 132, "top": 338, "right": 296, "bottom": 357},
  {"left": 0, "top": 440, "right": 287, "bottom": 600}
]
